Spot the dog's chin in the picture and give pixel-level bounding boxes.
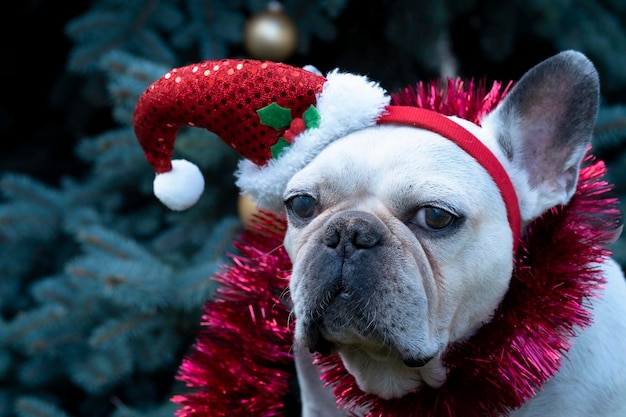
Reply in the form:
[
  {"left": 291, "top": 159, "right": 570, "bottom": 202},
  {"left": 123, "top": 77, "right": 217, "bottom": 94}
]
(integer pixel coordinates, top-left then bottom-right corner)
[
  {"left": 298, "top": 321, "right": 447, "bottom": 399},
  {"left": 337, "top": 347, "right": 447, "bottom": 399}
]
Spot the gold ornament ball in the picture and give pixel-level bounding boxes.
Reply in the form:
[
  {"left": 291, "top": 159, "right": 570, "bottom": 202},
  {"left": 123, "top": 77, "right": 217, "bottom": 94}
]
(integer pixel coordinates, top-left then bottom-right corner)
[
  {"left": 238, "top": 194, "right": 286, "bottom": 232},
  {"left": 244, "top": 9, "right": 298, "bottom": 61},
  {"left": 238, "top": 194, "right": 260, "bottom": 229}
]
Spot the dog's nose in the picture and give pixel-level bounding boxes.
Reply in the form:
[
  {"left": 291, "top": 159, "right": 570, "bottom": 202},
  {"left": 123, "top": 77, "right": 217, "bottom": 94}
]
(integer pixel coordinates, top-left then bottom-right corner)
[{"left": 323, "top": 211, "right": 384, "bottom": 255}]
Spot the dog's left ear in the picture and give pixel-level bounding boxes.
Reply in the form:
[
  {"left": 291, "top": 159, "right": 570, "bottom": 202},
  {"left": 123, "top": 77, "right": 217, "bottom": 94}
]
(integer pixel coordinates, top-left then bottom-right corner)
[{"left": 482, "top": 50, "right": 600, "bottom": 223}]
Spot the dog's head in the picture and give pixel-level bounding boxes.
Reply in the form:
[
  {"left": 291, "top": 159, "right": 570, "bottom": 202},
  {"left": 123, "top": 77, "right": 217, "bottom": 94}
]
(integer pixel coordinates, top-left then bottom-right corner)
[
  {"left": 283, "top": 51, "right": 599, "bottom": 399},
  {"left": 133, "top": 50, "right": 599, "bottom": 401}
]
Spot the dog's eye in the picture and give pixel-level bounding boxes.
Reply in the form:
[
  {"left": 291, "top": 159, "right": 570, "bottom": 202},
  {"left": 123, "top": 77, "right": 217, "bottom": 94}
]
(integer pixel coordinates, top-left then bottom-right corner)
[
  {"left": 415, "top": 206, "right": 456, "bottom": 230},
  {"left": 286, "top": 195, "right": 318, "bottom": 220}
]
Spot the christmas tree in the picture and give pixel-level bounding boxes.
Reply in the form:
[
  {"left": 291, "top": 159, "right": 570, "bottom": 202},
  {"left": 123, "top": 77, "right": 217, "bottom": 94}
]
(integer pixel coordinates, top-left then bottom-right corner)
[{"left": 1, "top": 1, "right": 625, "bottom": 417}]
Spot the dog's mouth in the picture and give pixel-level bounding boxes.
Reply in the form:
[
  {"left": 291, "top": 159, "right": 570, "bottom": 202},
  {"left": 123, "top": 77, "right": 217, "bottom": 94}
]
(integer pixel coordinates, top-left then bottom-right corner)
[
  {"left": 305, "top": 304, "right": 436, "bottom": 369},
  {"left": 308, "top": 328, "right": 435, "bottom": 368},
  {"left": 307, "top": 331, "right": 334, "bottom": 356}
]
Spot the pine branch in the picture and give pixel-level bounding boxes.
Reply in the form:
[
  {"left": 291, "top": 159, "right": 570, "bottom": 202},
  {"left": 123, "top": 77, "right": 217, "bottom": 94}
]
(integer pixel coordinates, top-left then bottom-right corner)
[
  {"left": 75, "top": 225, "right": 161, "bottom": 263},
  {"left": 68, "top": 347, "right": 134, "bottom": 394},
  {"left": 0, "top": 203, "right": 61, "bottom": 241},
  {"left": 88, "top": 313, "right": 160, "bottom": 349},
  {"left": 65, "top": 0, "right": 178, "bottom": 72},
  {"left": 172, "top": 261, "right": 222, "bottom": 311},
  {"left": 15, "top": 397, "right": 73, "bottom": 417},
  {"left": 0, "top": 174, "right": 64, "bottom": 209},
  {"left": 6, "top": 305, "right": 71, "bottom": 355},
  {"left": 18, "top": 355, "right": 66, "bottom": 387}
]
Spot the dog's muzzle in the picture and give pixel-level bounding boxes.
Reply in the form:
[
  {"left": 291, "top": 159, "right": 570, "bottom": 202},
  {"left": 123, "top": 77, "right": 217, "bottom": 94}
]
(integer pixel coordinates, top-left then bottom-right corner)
[
  {"left": 305, "top": 211, "right": 384, "bottom": 351},
  {"left": 299, "top": 211, "right": 433, "bottom": 367}
]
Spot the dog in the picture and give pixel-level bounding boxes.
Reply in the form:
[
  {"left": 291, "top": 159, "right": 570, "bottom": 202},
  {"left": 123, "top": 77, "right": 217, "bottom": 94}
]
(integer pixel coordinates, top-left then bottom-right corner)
[
  {"left": 282, "top": 51, "right": 626, "bottom": 416},
  {"left": 132, "top": 49, "right": 626, "bottom": 416}
]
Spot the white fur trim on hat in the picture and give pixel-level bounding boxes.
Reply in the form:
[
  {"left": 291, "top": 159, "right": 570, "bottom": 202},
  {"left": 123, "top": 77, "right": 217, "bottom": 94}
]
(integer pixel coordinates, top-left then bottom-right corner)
[
  {"left": 154, "top": 159, "right": 205, "bottom": 211},
  {"left": 235, "top": 70, "right": 390, "bottom": 212}
]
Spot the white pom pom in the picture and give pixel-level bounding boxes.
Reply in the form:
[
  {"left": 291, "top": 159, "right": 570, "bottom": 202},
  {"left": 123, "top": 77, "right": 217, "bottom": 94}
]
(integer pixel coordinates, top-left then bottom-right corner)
[{"left": 153, "top": 159, "right": 205, "bottom": 211}]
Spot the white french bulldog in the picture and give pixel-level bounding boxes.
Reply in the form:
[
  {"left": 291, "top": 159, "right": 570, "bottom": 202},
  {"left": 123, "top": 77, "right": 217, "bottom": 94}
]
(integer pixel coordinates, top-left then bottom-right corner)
[{"left": 282, "top": 51, "right": 626, "bottom": 416}]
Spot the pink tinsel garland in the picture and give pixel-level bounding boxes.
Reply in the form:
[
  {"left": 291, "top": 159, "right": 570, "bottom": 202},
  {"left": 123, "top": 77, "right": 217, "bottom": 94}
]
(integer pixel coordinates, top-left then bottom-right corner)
[
  {"left": 390, "top": 78, "right": 513, "bottom": 124},
  {"left": 172, "top": 79, "right": 621, "bottom": 417},
  {"left": 172, "top": 216, "right": 293, "bottom": 417}
]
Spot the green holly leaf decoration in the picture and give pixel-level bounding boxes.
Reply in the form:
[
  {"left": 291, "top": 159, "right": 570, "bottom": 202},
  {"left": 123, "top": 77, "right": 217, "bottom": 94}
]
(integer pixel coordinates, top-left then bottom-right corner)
[
  {"left": 257, "top": 103, "right": 293, "bottom": 130},
  {"left": 271, "top": 137, "right": 291, "bottom": 159},
  {"left": 303, "top": 105, "right": 321, "bottom": 129},
  {"left": 258, "top": 102, "right": 322, "bottom": 160}
]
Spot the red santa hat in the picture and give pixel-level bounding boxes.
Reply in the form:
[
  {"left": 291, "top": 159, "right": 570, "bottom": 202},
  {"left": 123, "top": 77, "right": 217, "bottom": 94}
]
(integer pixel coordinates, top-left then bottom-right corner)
[
  {"left": 133, "top": 59, "right": 387, "bottom": 211},
  {"left": 133, "top": 59, "right": 520, "bottom": 247}
]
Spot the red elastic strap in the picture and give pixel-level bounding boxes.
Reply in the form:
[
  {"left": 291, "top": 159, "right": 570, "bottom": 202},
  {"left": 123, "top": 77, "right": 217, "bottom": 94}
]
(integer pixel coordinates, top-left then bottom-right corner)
[{"left": 377, "top": 106, "right": 520, "bottom": 253}]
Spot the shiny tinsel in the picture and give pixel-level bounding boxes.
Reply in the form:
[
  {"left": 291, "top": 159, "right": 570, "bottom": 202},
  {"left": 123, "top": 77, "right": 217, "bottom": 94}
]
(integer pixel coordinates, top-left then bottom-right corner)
[
  {"left": 390, "top": 77, "right": 513, "bottom": 125},
  {"left": 172, "top": 214, "right": 293, "bottom": 417}
]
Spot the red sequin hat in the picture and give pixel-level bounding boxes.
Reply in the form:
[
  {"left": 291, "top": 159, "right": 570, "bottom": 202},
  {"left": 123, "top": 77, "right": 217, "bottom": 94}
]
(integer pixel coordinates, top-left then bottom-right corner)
[
  {"left": 133, "top": 59, "right": 520, "bottom": 246},
  {"left": 133, "top": 59, "right": 389, "bottom": 211}
]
